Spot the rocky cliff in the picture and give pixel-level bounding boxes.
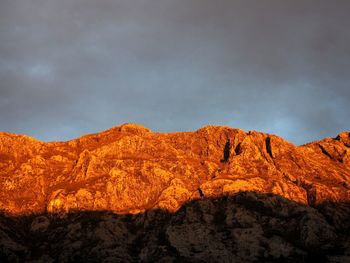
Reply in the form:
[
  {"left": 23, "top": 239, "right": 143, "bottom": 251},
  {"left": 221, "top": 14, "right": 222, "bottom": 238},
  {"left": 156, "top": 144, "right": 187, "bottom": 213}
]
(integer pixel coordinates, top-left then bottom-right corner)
[{"left": 0, "top": 124, "right": 349, "bottom": 262}]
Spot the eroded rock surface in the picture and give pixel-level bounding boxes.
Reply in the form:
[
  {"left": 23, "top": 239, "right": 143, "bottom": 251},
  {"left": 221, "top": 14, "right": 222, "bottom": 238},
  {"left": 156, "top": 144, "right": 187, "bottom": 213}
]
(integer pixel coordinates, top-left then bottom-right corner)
[
  {"left": 1, "top": 124, "right": 349, "bottom": 215},
  {"left": 0, "top": 124, "right": 349, "bottom": 261}
]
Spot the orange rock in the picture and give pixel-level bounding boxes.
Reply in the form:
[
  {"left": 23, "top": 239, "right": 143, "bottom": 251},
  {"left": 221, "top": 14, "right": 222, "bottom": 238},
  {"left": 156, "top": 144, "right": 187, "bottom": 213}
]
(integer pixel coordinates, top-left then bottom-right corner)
[{"left": 0, "top": 124, "right": 349, "bottom": 215}]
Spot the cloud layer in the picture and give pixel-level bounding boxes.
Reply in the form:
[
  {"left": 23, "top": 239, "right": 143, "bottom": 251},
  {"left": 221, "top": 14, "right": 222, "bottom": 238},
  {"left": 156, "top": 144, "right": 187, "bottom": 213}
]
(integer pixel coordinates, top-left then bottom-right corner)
[{"left": 1, "top": 0, "right": 349, "bottom": 144}]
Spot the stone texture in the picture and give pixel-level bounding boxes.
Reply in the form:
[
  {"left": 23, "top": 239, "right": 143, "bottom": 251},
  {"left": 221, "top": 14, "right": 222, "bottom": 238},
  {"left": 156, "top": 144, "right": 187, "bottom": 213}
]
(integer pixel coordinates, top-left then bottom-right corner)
[
  {"left": 0, "top": 123, "right": 349, "bottom": 261},
  {"left": 1, "top": 123, "right": 349, "bottom": 215},
  {"left": 0, "top": 193, "right": 349, "bottom": 262}
]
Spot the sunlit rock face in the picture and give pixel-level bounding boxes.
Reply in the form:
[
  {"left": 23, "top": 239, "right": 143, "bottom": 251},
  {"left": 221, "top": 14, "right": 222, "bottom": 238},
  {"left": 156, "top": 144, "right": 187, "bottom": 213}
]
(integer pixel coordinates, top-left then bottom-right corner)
[
  {"left": 0, "top": 123, "right": 349, "bottom": 215},
  {"left": 0, "top": 124, "right": 350, "bottom": 262}
]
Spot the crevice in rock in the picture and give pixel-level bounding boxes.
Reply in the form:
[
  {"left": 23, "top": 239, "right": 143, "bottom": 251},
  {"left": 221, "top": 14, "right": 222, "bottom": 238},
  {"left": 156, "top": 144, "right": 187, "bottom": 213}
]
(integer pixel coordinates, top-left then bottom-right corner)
[
  {"left": 234, "top": 143, "right": 242, "bottom": 155},
  {"left": 336, "top": 150, "right": 347, "bottom": 163},
  {"left": 220, "top": 139, "right": 231, "bottom": 163},
  {"left": 298, "top": 180, "right": 317, "bottom": 207},
  {"left": 340, "top": 181, "right": 350, "bottom": 190},
  {"left": 198, "top": 188, "right": 204, "bottom": 198},
  {"left": 265, "top": 137, "right": 273, "bottom": 159},
  {"left": 306, "top": 187, "right": 317, "bottom": 207},
  {"left": 318, "top": 145, "right": 346, "bottom": 163},
  {"left": 318, "top": 144, "right": 333, "bottom": 160}
]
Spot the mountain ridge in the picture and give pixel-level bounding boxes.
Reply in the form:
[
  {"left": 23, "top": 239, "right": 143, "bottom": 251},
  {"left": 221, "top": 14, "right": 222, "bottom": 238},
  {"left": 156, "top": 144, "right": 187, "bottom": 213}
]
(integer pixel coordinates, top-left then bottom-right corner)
[
  {"left": 1, "top": 123, "right": 349, "bottom": 216},
  {"left": 3, "top": 122, "right": 347, "bottom": 145},
  {"left": 1, "top": 123, "right": 350, "bottom": 262}
]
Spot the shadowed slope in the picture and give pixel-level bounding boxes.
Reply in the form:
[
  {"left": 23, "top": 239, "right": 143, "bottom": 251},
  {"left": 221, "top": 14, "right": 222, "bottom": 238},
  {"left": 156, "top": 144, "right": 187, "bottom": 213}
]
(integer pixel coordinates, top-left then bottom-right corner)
[{"left": 0, "top": 192, "right": 349, "bottom": 262}]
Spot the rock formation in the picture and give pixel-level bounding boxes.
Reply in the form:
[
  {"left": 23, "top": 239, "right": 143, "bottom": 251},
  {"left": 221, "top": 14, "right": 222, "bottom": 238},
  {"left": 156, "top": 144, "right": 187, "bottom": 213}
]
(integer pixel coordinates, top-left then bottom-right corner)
[{"left": 0, "top": 123, "right": 349, "bottom": 262}]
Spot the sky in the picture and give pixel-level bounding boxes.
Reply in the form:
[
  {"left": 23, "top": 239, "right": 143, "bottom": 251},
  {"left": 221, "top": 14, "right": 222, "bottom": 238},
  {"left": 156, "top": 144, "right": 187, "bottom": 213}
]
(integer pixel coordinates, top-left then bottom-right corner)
[{"left": 0, "top": 0, "right": 349, "bottom": 145}]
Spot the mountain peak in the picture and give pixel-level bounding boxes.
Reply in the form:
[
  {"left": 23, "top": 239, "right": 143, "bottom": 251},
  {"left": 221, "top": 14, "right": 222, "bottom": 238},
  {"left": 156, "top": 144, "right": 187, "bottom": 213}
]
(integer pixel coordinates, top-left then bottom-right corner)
[{"left": 117, "top": 123, "right": 151, "bottom": 133}]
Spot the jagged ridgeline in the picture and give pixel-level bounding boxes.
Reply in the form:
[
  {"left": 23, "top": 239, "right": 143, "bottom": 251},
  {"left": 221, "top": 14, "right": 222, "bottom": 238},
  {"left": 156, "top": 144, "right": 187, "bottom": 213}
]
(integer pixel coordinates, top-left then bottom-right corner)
[{"left": 0, "top": 124, "right": 349, "bottom": 262}]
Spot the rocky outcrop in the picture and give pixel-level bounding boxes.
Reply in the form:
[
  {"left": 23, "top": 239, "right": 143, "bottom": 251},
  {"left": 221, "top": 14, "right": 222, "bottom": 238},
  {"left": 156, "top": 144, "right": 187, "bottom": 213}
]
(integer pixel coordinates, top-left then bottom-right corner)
[
  {"left": 0, "top": 123, "right": 349, "bottom": 261},
  {"left": 0, "top": 193, "right": 349, "bottom": 262},
  {"left": 1, "top": 123, "right": 349, "bottom": 215}
]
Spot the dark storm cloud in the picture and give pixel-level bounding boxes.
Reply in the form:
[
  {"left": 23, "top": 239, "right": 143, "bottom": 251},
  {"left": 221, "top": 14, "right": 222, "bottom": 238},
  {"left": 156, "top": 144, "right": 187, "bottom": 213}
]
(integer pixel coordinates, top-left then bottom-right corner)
[{"left": 0, "top": 0, "right": 349, "bottom": 144}]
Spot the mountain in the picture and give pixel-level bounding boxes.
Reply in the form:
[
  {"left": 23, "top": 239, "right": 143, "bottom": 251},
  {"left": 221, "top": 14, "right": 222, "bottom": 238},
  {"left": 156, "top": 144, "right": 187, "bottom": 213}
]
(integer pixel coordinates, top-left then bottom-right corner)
[{"left": 0, "top": 124, "right": 349, "bottom": 262}]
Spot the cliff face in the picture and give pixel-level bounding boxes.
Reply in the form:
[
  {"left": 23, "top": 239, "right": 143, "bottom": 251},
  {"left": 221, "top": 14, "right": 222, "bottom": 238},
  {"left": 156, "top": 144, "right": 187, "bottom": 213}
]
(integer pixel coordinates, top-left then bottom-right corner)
[
  {"left": 0, "top": 123, "right": 349, "bottom": 216},
  {"left": 1, "top": 124, "right": 350, "bottom": 262}
]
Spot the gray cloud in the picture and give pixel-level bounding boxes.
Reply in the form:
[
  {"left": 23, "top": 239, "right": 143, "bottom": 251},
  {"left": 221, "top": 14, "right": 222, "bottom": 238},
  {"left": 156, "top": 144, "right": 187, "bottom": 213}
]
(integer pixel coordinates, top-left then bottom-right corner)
[{"left": 0, "top": 0, "right": 349, "bottom": 144}]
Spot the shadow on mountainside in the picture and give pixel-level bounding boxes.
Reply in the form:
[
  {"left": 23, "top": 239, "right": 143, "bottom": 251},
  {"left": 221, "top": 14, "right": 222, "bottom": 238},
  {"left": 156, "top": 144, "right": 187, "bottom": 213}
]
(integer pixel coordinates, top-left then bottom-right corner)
[{"left": 1, "top": 192, "right": 350, "bottom": 263}]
